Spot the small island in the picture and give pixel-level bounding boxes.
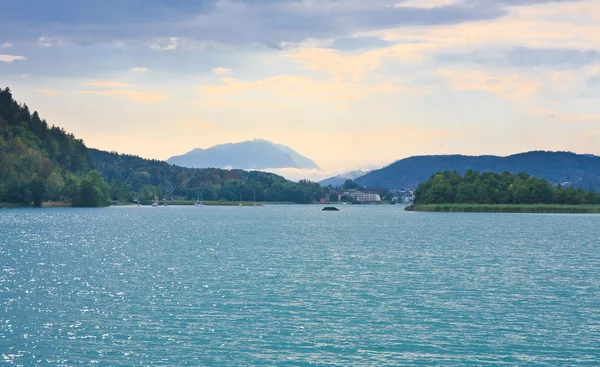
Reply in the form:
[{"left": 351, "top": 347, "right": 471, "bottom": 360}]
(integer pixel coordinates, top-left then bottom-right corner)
[{"left": 406, "top": 170, "right": 600, "bottom": 214}]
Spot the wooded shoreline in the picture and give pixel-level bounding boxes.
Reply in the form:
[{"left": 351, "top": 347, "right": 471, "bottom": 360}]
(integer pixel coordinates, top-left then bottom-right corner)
[{"left": 406, "top": 204, "right": 600, "bottom": 214}]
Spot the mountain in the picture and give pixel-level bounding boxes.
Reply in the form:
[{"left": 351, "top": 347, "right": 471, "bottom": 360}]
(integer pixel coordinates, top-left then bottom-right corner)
[
  {"left": 319, "top": 170, "right": 369, "bottom": 187},
  {"left": 167, "top": 139, "right": 322, "bottom": 171},
  {"left": 356, "top": 151, "right": 600, "bottom": 190},
  {"left": 0, "top": 87, "right": 329, "bottom": 206}
]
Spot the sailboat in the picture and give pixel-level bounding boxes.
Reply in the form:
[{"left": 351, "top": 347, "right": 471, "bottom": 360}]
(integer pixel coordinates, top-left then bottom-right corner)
[
  {"left": 152, "top": 192, "right": 158, "bottom": 207},
  {"left": 195, "top": 190, "right": 206, "bottom": 207},
  {"left": 253, "top": 190, "right": 257, "bottom": 208}
]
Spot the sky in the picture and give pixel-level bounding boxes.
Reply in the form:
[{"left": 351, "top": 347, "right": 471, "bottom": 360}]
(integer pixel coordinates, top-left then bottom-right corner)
[{"left": 1, "top": 0, "right": 599, "bottom": 178}]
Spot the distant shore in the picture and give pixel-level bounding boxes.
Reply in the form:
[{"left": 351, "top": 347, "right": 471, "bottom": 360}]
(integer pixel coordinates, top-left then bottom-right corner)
[{"left": 406, "top": 204, "right": 600, "bottom": 214}]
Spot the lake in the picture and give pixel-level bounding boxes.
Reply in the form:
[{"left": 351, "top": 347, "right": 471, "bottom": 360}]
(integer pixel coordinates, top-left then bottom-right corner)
[{"left": 1, "top": 205, "right": 599, "bottom": 366}]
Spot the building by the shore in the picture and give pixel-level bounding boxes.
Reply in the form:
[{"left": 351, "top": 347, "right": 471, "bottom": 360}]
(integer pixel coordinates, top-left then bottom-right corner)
[{"left": 343, "top": 190, "right": 382, "bottom": 204}]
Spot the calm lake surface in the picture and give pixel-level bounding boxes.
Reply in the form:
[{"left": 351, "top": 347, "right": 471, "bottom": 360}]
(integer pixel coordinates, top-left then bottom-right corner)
[{"left": 1, "top": 205, "right": 599, "bottom": 366}]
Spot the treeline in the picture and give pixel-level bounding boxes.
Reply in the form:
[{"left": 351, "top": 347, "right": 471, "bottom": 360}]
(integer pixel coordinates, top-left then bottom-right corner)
[
  {"left": 415, "top": 170, "right": 600, "bottom": 205},
  {"left": 0, "top": 87, "right": 335, "bottom": 207},
  {"left": 92, "top": 148, "right": 329, "bottom": 204},
  {"left": 0, "top": 87, "right": 111, "bottom": 207}
]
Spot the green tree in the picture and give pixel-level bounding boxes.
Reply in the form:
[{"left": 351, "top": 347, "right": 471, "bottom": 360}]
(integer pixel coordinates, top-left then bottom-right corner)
[
  {"left": 30, "top": 176, "right": 45, "bottom": 207},
  {"left": 73, "top": 171, "right": 110, "bottom": 207}
]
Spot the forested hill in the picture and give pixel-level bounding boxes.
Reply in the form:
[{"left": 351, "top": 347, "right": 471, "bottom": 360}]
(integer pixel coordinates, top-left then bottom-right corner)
[
  {"left": 89, "top": 149, "right": 312, "bottom": 203},
  {"left": 0, "top": 87, "right": 326, "bottom": 207},
  {"left": 356, "top": 152, "right": 600, "bottom": 190},
  {"left": 414, "top": 170, "right": 599, "bottom": 205},
  {"left": 0, "top": 87, "right": 96, "bottom": 206}
]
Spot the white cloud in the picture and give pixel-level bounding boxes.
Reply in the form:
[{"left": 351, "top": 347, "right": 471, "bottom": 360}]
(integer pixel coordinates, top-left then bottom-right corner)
[
  {"left": 260, "top": 168, "right": 334, "bottom": 183},
  {"left": 132, "top": 67, "right": 149, "bottom": 72},
  {"left": 2, "top": 42, "right": 12, "bottom": 48},
  {"left": 213, "top": 67, "right": 232, "bottom": 75},
  {"left": 86, "top": 81, "right": 132, "bottom": 87},
  {"left": 77, "top": 89, "right": 170, "bottom": 104},
  {"left": 149, "top": 37, "right": 178, "bottom": 51},
  {"left": 0, "top": 54, "right": 25, "bottom": 62},
  {"left": 38, "top": 36, "right": 64, "bottom": 47},
  {"left": 35, "top": 89, "right": 63, "bottom": 96}
]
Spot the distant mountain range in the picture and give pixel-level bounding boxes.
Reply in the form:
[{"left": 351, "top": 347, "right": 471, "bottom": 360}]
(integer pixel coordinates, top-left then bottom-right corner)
[
  {"left": 355, "top": 151, "right": 600, "bottom": 190},
  {"left": 168, "top": 139, "right": 322, "bottom": 171},
  {"left": 319, "top": 170, "right": 369, "bottom": 187}
]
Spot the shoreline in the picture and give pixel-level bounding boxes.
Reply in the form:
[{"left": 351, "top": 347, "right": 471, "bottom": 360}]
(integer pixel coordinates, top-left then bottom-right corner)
[{"left": 406, "top": 204, "right": 600, "bottom": 214}]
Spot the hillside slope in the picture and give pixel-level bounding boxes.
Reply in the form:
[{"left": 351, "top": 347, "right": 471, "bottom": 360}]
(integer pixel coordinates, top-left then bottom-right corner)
[{"left": 356, "top": 151, "right": 600, "bottom": 190}]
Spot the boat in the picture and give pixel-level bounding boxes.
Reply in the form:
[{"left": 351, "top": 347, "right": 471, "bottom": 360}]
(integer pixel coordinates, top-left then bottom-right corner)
[
  {"left": 152, "top": 192, "right": 158, "bottom": 207},
  {"left": 195, "top": 190, "right": 206, "bottom": 207}
]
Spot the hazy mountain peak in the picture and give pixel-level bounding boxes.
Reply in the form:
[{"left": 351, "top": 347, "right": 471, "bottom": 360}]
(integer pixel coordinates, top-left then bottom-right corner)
[{"left": 168, "top": 139, "right": 322, "bottom": 171}]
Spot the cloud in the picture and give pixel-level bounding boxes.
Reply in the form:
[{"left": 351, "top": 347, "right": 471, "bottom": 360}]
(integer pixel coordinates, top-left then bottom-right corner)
[
  {"left": 260, "top": 167, "right": 334, "bottom": 183},
  {"left": 77, "top": 90, "right": 170, "bottom": 104},
  {"left": 195, "top": 98, "right": 296, "bottom": 110},
  {"left": 377, "top": 1, "right": 600, "bottom": 51},
  {"left": 437, "top": 69, "right": 544, "bottom": 99},
  {"left": 149, "top": 37, "right": 178, "bottom": 50},
  {"left": 2, "top": 42, "right": 12, "bottom": 48},
  {"left": 0, "top": 0, "right": 506, "bottom": 48},
  {"left": 0, "top": 54, "right": 25, "bottom": 62},
  {"left": 213, "top": 67, "right": 232, "bottom": 75},
  {"left": 86, "top": 81, "right": 132, "bottom": 87},
  {"left": 285, "top": 44, "right": 437, "bottom": 82},
  {"left": 198, "top": 75, "right": 403, "bottom": 104},
  {"left": 38, "top": 36, "right": 64, "bottom": 47},
  {"left": 131, "top": 67, "right": 149, "bottom": 72},
  {"left": 525, "top": 109, "right": 600, "bottom": 124},
  {"left": 35, "top": 89, "right": 63, "bottom": 96},
  {"left": 438, "top": 47, "right": 600, "bottom": 69},
  {"left": 177, "top": 120, "right": 216, "bottom": 130},
  {"left": 395, "top": 0, "right": 465, "bottom": 9}
]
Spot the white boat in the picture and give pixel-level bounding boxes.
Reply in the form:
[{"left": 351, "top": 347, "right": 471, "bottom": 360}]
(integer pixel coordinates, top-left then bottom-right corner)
[
  {"left": 152, "top": 192, "right": 158, "bottom": 207},
  {"left": 195, "top": 190, "right": 206, "bottom": 207}
]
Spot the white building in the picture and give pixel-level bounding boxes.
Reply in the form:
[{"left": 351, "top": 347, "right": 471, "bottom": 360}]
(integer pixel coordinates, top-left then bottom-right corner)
[{"left": 348, "top": 191, "right": 381, "bottom": 203}]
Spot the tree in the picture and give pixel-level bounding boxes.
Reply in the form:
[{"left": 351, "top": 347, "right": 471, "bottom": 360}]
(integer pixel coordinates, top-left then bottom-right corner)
[
  {"left": 30, "top": 176, "right": 45, "bottom": 207},
  {"left": 342, "top": 179, "right": 360, "bottom": 190},
  {"left": 73, "top": 171, "right": 110, "bottom": 207}
]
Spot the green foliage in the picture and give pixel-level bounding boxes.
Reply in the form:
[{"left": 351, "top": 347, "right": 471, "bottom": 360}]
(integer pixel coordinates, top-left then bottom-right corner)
[
  {"left": 342, "top": 179, "right": 360, "bottom": 190},
  {"left": 90, "top": 149, "right": 327, "bottom": 204},
  {"left": 0, "top": 87, "right": 330, "bottom": 206},
  {"left": 29, "top": 176, "right": 45, "bottom": 207},
  {"left": 0, "top": 87, "right": 92, "bottom": 206},
  {"left": 406, "top": 204, "right": 600, "bottom": 214},
  {"left": 415, "top": 170, "right": 600, "bottom": 205},
  {"left": 71, "top": 171, "right": 110, "bottom": 207}
]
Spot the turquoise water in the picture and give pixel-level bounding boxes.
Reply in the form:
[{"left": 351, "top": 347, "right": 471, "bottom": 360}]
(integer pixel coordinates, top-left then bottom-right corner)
[{"left": 1, "top": 205, "right": 599, "bottom": 366}]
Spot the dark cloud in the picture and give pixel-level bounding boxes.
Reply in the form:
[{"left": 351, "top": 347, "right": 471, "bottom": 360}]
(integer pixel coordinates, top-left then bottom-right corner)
[
  {"left": 0, "top": 0, "right": 512, "bottom": 47},
  {"left": 438, "top": 47, "right": 600, "bottom": 69}
]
